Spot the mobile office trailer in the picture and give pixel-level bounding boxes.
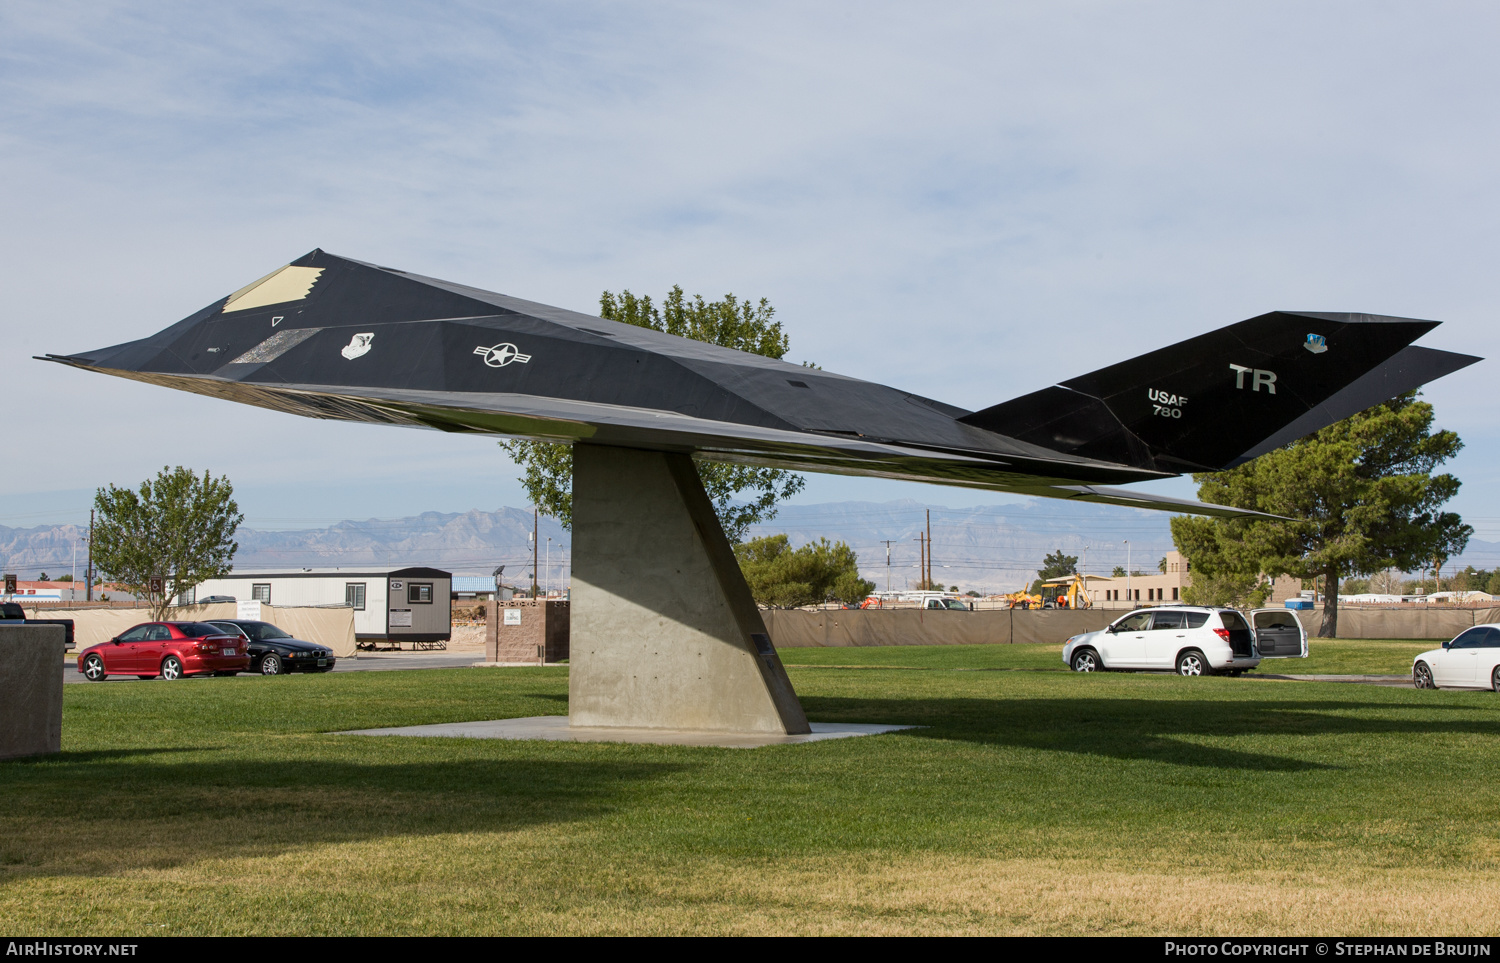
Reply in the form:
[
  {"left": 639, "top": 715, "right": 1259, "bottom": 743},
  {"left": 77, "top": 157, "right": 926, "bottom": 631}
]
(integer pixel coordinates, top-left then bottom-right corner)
[{"left": 192, "top": 567, "right": 452, "bottom": 646}]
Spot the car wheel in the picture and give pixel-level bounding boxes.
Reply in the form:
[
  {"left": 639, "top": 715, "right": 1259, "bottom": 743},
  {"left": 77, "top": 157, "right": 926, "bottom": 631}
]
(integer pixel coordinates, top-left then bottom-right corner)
[
  {"left": 260, "top": 654, "right": 283, "bottom": 676},
  {"left": 82, "top": 654, "right": 107, "bottom": 681},
  {"left": 1413, "top": 661, "right": 1435, "bottom": 689},
  {"left": 1493, "top": 665, "right": 1499, "bottom": 693},
  {"left": 1071, "top": 649, "right": 1101, "bottom": 672},
  {"left": 160, "top": 656, "right": 184, "bottom": 680},
  {"left": 1176, "top": 650, "right": 1209, "bottom": 676}
]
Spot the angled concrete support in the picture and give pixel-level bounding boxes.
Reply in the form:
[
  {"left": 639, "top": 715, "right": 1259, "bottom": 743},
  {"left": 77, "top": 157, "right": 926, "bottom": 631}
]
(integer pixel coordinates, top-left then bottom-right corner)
[{"left": 569, "top": 444, "right": 810, "bottom": 734}]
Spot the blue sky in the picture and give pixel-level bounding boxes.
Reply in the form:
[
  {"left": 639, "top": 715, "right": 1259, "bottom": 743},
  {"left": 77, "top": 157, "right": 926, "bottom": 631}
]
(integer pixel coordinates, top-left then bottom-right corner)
[{"left": 4, "top": 2, "right": 1498, "bottom": 550}]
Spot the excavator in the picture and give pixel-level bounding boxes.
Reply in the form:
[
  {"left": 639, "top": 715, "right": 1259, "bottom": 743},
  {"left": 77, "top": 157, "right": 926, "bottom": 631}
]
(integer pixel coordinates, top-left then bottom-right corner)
[{"left": 1004, "top": 573, "right": 1110, "bottom": 609}]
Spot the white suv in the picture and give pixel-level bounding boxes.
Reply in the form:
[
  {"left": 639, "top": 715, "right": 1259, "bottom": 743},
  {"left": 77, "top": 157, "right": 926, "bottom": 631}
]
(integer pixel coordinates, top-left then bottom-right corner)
[{"left": 1062, "top": 606, "right": 1262, "bottom": 676}]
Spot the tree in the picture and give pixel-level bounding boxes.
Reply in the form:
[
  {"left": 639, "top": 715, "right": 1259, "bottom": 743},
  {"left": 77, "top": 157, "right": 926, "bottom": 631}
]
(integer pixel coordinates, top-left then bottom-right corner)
[
  {"left": 1031, "top": 549, "right": 1077, "bottom": 593},
  {"left": 1170, "top": 393, "right": 1469, "bottom": 637},
  {"left": 92, "top": 467, "right": 243, "bottom": 619},
  {"left": 734, "top": 534, "right": 874, "bottom": 608},
  {"left": 1157, "top": 557, "right": 1168, "bottom": 574},
  {"left": 1180, "top": 570, "right": 1269, "bottom": 609},
  {"left": 499, "top": 286, "right": 805, "bottom": 541},
  {"left": 1112, "top": 566, "right": 1126, "bottom": 577},
  {"left": 1370, "top": 569, "right": 1405, "bottom": 595}
]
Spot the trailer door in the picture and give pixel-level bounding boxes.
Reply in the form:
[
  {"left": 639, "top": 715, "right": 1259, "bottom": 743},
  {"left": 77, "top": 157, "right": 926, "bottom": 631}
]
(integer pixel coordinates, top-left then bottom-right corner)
[{"left": 1251, "top": 608, "right": 1307, "bottom": 658}]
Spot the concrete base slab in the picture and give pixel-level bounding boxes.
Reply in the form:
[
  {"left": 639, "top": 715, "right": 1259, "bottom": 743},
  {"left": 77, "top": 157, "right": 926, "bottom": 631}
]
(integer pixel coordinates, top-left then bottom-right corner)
[{"left": 336, "top": 715, "right": 916, "bottom": 748}]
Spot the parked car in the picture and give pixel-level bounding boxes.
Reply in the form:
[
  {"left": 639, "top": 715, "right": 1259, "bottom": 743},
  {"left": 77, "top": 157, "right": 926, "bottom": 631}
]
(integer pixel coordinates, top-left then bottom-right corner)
[
  {"left": 77, "top": 621, "right": 249, "bottom": 681},
  {"left": 207, "top": 619, "right": 336, "bottom": 675},
  {"left": 1062, "top": 606, "right": 1264, "bottom": 676},
  {"left": 1, "top": 601, "right": 76, "bottom": 649},
  {"left": 1412, "top": 624, "right": 1500, "bottom": 691},
  {"left": 196, "top": 595, "right": 237, "bottom": 605}
]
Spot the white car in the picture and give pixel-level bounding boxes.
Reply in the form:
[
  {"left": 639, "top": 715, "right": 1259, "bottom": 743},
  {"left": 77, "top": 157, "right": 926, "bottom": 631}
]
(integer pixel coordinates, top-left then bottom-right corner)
[
  {"left": 1412, "top": 624, "right": 1500, "bottom": 691},
  {"left": 1062, "top": 606, "right": 1272, "bottom": 676}
]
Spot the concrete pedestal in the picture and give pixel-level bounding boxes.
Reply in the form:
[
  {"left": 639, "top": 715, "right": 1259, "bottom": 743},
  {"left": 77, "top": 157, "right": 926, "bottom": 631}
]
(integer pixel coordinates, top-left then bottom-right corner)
[
  {"left": 1, "top": 625, "right": 66, "bottom": 760},
  {"left": 569, "top": 444, "right": 810, "bottom": 734},
  {"left": 484, "top": 599, "right": 569, "bottom": 664}
]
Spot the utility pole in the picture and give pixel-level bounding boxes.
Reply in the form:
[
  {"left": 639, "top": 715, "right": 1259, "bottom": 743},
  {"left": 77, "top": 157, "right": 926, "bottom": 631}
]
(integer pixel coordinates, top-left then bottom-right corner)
[
  {"left": 881, "top": 540, "right": 896, "bottom": 594},
  {"left": 1123, "top": 540, "right": 1131, "bottom": 606},
  {"left": 926, "top": 509, "right": 932, "bottom": 589},
  {"left": 546, "top": 536, "right": 552, "bottom": 597},
  {"left": 86, "top": 509, "right": 94, "bottom": 603},
  {"left": 915, "top": 534, "right": 925, "bottom": 590},
  {"left": 531, "top": 509, "right": 539, "bottom": 598}
]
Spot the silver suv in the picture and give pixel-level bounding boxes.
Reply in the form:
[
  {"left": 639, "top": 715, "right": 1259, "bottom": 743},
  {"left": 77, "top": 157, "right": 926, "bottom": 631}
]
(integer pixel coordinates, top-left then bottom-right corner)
[{"left": 1062, "top": 606, "right": 1263, "bottom": 676}]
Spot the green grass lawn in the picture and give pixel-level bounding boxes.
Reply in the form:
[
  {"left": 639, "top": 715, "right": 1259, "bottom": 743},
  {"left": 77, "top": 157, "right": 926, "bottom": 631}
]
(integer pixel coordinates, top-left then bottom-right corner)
[{"left": 4, "top": 642, "right": 1497, "bottom": 935}]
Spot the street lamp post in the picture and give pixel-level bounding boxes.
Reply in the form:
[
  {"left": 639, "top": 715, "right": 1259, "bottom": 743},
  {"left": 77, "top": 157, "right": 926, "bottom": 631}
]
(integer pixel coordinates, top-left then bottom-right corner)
[{"left": 1123, "top": 540, "right": 1131, "bottom": 608}]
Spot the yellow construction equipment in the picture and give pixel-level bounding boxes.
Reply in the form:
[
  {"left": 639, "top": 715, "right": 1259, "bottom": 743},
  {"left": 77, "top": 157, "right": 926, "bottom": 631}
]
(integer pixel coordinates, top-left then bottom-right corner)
[
  {"left": 1037, "top": 573, "right": 1113, "bottom": 609},
  {"left": 1001, "top": 586, "right": 1044, "bottom": 609}
]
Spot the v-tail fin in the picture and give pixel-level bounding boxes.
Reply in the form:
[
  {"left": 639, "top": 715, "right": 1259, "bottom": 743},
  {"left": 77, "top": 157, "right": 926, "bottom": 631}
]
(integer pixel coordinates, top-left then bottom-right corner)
[{"left": 958, "top": 311, "right": 1479, "bottom": 473}]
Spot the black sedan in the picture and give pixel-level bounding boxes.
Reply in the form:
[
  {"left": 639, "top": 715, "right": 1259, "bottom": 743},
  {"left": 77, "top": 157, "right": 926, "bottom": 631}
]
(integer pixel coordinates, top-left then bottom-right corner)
[{"left": 207, "top": 620, "right": 337, "bottom": 675}]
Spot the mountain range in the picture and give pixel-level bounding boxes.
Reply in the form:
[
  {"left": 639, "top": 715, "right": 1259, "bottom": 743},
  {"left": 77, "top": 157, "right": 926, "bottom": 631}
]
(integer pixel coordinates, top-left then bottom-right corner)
[{"left": 5, "top": 499, "right": 1499, "bottom": 594}]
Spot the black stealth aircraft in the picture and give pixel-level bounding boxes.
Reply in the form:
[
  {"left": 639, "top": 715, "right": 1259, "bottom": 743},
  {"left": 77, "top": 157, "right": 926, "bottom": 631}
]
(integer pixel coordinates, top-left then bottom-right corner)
[{"left": 42, "top": 250, "right": 1480, "bottom": 518}]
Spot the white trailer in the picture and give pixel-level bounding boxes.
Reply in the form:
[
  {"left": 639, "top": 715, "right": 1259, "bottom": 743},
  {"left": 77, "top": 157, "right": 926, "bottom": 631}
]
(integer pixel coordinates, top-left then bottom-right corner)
[{"left": 192, "top": 567, "right": 452, "bottom": 647}]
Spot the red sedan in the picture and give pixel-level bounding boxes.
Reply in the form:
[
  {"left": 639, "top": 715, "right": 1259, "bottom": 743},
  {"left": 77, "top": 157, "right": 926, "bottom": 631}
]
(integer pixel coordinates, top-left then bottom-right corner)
[{"left": 78, "top": 621, "right": 251, "bottom": 681}]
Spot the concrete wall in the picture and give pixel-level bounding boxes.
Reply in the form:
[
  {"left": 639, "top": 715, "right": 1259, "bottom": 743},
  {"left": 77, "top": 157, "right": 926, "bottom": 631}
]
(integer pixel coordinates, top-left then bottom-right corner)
[
  {"left": 761, "top": 606, "right": 1500, "bottom": 647},
  {"left": 762, "top": 609, "right": 1117, "bottom": 647},
  {"left": 34, "top": 602, "right": 358, "bottom": 657},
  {"left": 1, "top": 624, "right": 65, "bottom": 760},
  {"left": 1293, "top": 607, "right": 1500, "bottom": 640}
]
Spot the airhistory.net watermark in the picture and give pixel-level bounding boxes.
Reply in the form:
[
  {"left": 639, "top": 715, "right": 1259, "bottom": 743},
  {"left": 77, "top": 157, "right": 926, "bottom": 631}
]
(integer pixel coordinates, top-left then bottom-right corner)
[{"left": 5, "top": 944, "right": 138, "bottom": 957}]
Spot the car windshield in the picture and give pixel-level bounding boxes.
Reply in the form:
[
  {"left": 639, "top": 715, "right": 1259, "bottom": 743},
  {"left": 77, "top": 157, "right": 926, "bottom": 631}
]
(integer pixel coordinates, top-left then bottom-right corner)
[
  {"left": 177, "top": 622, "right": 227, "bottom": 638},
  {"left": 239, "top": 621, "right": 293, "bottom": 641}
]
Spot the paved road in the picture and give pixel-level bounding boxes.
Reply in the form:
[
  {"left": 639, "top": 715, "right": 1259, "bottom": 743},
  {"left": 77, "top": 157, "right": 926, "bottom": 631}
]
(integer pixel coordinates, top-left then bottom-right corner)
[
  {"left": 63, "top": 650, "right": 485, "bottom": 683},
  {"left": 1255, "top": 673, "right": 1413, "bottom": 687}
]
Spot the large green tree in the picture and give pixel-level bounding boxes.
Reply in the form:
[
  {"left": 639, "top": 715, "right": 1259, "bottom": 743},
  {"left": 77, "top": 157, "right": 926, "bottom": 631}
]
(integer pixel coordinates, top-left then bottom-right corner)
[
  {"left": 499, "top": 286, "right": 805, "bottom": 542},
  {"left": 734, "top": 534, "right": 874, "bottom": 607},
  {"left": 1170, "top": 393, "right": 1469, "bottom": 637},
  {"left": 92, "top": 467, "right": 243, "bottom": 618}
]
